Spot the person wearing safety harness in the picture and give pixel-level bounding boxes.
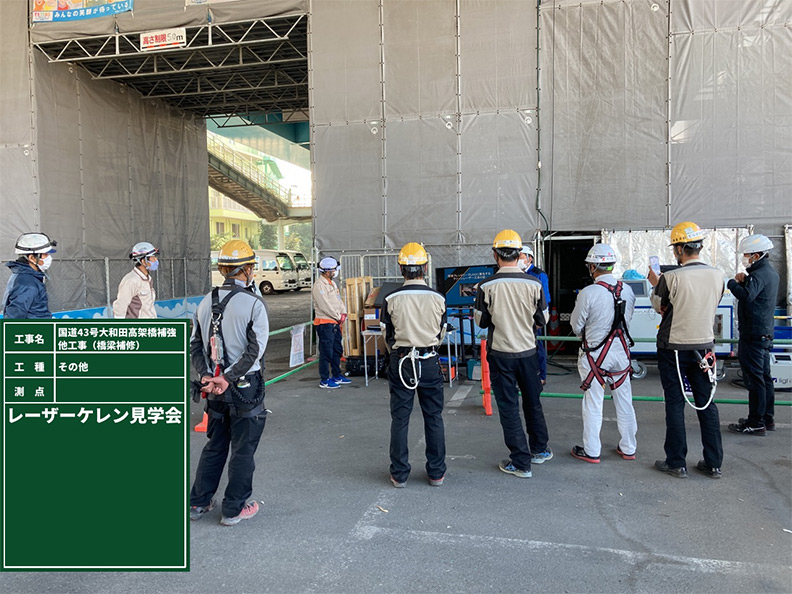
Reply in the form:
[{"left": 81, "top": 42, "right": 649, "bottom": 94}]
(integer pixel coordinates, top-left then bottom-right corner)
[
  {"left": 312, "top": 256, "right": 350, "bottom": 389},
  {"left": 648, "top": 222, "right": 724, "bottom": 479},
  {"left": 726, "top": 234, "right": 780, "bottom": 436},
  {"left": 189, "top": 240, "right": 270, "bottom": 526},
  {"left": 380, "top": 243, "right": 448, "bottom": 488},
  {"left": 3, "top": 233, "right": 57, "bottom": 319},
  {"left": 570, "top": 244, "right": 637, "bottom": 463},
  {"left": 519, "top": 244, "right": 550, "bottom": 384},
  {"left": 475, "top": 230, "right": 551, "bottom": 479},
  {"left": 112, "top": 242, "right": 159, "bottom": 318}
]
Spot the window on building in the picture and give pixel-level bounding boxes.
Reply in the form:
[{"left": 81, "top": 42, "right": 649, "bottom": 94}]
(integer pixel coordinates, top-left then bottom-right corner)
[
  {"left": 215, "top": 222, "right": 225, "bottom": 235},
  {"left": 232, "top": 223, "right": 240, "bottom": 237}
]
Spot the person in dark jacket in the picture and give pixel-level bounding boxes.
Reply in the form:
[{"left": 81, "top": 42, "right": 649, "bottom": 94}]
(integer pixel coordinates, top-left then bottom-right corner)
[
  {"left": 727, "top": 234, "right": 780, "bottom": 436},
  {"left": 2, "top": 233, "right": 57, "bottom": 319}
]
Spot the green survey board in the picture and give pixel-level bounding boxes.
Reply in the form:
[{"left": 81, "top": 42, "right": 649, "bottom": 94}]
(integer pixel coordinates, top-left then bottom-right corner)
[{"left": 1, "top": 320, "right": 189, "bottom": 571}]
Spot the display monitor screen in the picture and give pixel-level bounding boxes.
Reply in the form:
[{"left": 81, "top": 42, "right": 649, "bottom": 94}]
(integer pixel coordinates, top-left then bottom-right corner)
[{"left": 436, "top": 265, "right": 497, "bottom": 307}]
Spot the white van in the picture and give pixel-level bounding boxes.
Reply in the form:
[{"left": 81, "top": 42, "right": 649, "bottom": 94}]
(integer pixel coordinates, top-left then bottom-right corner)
[
  {"left": 283, "top": 250, "right": 312, "bottom": 289},
  {"left": 210, "top": 250, "right": 298, "bottom": 295}
]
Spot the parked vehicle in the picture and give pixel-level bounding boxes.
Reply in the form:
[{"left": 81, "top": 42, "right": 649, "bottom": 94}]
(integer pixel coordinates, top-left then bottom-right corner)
[
  {"left": 283, "top": 250, "right": 312, "bottom": 290},
  {"left": 210, "top": 249, "right": 298, "bottom": 295}
]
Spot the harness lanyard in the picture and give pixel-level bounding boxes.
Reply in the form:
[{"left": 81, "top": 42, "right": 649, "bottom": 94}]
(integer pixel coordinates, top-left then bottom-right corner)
[
  {"left": 398, "top": 347, "right": 437, "bottom": 390},
  {"left": 673, "top": 349, "right": 717, "bottom": 410}
]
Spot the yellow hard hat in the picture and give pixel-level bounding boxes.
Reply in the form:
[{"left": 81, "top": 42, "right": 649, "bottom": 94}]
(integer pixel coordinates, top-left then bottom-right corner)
[
  {"left": 493, "top": 229, "right": 522, "bottom": 249},
  {"left": 669, "top": 221, "right": 705, "bottom": 245},
  {"left": 218, "top": 240, "right": 256, "bottom": 266},
  {"left": 398, "top": 242, "right": 428, "bottom": 265}
]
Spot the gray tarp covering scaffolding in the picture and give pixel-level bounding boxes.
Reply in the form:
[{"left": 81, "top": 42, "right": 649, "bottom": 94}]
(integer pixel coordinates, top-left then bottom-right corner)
[
  {"left": 309, "top": 0, "right": 790, "bottom": 303},
  {"left": 2, "top": 0, "right": 790, "bottom": 310}
]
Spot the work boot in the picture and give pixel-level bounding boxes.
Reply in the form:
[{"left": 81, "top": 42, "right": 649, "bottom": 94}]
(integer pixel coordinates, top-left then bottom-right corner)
[
  {"left": 695, "top": 460, "right": 722, "bottom": 479},
  {"left": 654, "top": 460, "right": 687, "bottom": 478},
  {"left": 727, "top": 420, "right": 766, "bottom": 436}
]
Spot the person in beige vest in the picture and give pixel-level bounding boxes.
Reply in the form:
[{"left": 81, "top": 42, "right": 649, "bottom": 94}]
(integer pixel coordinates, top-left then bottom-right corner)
[
  {"left": 112, "top": 242, "right": 159, "bottom": 319},
  {"left": 312, "top": 256, "right": 349, "bottom": 389}
]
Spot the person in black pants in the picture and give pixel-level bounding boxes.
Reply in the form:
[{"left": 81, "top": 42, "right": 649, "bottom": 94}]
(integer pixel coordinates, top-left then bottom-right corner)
[
  {"left": 726, "top": 234, "right": 780, "bottom": 436},
  {"left": 381, "top": 243, "right": 448, "bottom": 488},
  {"left": 648, "top": 222, "right": 725, "bottom": 479},
  {"left": 475, "top": 230, "right": 550, "bottom": 479},
  {"left": 189, "top": 240, "right": 269, "bottom": 526}
]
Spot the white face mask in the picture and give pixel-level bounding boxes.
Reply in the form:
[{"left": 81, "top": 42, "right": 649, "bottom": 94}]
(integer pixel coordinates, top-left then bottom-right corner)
[
  {"left": 517, "top": 260, "right": 529, "bottom": 272},
  {"left": 332, "top": 270, "right": 338, "bottom": 278},
  {"left": 741, "top": 255, "right": 752, "bottom": 269},
  {"left": 39, "top": 255, "right": 52, "bottom": 271}
]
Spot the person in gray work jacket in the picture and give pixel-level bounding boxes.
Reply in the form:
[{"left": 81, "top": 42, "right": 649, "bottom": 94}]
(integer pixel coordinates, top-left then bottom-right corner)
[
  {"left": 726, "top": 234, "right": 780, "bottom": 436},
  {"left": 475, "top": 229, "right": 551, "bottom": 479},
  {"left": 648, "top": 222, "right": 724, "bottom": 480},
  {"left": 189, "top": 240, "right": 269, "bottom": 526},
  {"left": 380, "top": 242, "right": 447, "bottom": 488}
]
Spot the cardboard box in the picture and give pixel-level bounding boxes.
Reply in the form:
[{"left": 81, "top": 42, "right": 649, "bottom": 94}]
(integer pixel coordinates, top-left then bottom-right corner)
[
  {"left": 363, "top": 307, "right": 380, "bottom": 331},
  {"left": 364, "top": 287, "right": 380, "bottom": 308}
]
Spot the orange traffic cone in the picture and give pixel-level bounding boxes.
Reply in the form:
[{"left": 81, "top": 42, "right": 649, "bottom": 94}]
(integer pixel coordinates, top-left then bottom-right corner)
[
  {"left": 480, "top": 339, "right": 493, "bottom": 416},
  {"left": 194, "top": 412, "right": 208, "bottom": 432}
]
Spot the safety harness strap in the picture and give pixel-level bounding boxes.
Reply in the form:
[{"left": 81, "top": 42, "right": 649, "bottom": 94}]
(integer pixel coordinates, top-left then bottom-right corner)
[{"left": 580, "top": 281, "right": 633, "bottom": 391}]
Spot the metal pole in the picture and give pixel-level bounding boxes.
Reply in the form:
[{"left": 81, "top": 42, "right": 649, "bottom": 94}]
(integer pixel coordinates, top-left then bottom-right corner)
[{"left": 104, "top": 257, "right": 111, "bottom": 310}]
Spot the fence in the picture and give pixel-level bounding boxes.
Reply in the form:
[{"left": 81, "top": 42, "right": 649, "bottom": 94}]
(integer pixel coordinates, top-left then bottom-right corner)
[{"left": 43, "top": 258, "right": 212, "bottom": 312}]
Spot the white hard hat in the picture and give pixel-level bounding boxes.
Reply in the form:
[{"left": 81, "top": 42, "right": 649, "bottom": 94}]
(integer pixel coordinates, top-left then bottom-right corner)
[
  {"left": 15, "top": 233, "right": 57, "bottom": 255},
  {"left": 584, "top": 243, "right": 617, "bottom": 265},
  {"left": 520, "top": 245, "right": 534, "bottom": 256},
  {"left": 318, "top": 256, "right": 339, "bottom": 272},
  {"left": 130, "top": 241, "right": 159, "bottom": 260},
  {"left": 738, "top": 234, "right": 773, "bottom": 254}
]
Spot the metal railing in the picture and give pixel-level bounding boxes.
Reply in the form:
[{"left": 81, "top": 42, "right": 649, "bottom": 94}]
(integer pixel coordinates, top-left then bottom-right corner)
[{"left": 207, "top": 133, "right": 306, "bottom": 207}]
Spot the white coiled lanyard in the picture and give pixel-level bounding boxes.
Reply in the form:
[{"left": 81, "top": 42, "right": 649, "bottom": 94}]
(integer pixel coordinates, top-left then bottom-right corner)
[
  {"left": 398, "top": 347, "right": 437, "bottom": 390},
  {"left": 673, "top": 349, "right": 717, "bottom": 410}
]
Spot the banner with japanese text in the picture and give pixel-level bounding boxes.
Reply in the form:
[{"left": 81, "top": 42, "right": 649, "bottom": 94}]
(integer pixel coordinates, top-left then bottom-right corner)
[
  {"left": 0, "top": 319, "right": 188, "bottom": 571},
  {"left": 31, "top": 0, "right": 133, "bottom": 23}
]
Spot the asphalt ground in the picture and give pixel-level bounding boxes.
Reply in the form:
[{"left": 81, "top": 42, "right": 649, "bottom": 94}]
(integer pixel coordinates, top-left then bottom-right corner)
[{"left": 2, "top": 291, "right": 791, "bottom": 593}]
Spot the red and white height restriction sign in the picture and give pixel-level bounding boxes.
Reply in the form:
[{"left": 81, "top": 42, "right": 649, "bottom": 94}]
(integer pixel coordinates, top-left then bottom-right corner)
[{"left": 140, "top": 28, "right": 187, "bottom": 51}]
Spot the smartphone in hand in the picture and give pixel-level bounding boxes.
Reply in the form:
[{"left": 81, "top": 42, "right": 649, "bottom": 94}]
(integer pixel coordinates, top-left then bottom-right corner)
[{"left": 649, "top": 256, "right": 661, "bottom": 276}]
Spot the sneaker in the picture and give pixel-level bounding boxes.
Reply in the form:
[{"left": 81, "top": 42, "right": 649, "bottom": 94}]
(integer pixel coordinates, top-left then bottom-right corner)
[
  {"left": 531, "top": 447, "right": 553, "bottom": 464},
  {"left": 571, "top": 445, "right": 600, "bottom": 464},
  {"left": 319, "top": 379, "right": 340, "bottom": 389},
  {"left": 498, "top": 459, "right": 532, "bottom": 478},
  {"left": 428, "top": 476, "right": 445, "bottom": 487},
  {"left": 390, "top": 475, "right": 406, "bottom": 488},
  {"left": 333, "top": 376, "right": 352, "bottom": 385},
  {"left": 616, "top": 446, "right": 636, "bottom": 460},
  {"left": 654, "top": 460, "right": 688, "bottom": 478},
  {"left": 189, "top": 499, "right": 215, "bottom": 521},
  {"left": 739, "top": 417, "right": 775, "bottom": 432},
  {"left": 696, "top": 460, "right": 722, "bottom": 479},
  {"left": 727, "top": 421, "right": 766, "bottom": 436},
  {"left": 220, "top": 501, "right": 259, "bottom": 526}
]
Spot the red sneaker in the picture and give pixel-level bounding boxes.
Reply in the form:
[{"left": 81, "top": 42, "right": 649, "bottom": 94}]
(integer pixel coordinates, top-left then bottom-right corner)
[
  {"left": 616, "top": 446, "right": 636, "bottom": 460},
  {"left": 571, "top": 445, "right": 600, "bottom": 464},
  {"left": 220, "top": 501, "right": 259, "bottom": 526}
]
